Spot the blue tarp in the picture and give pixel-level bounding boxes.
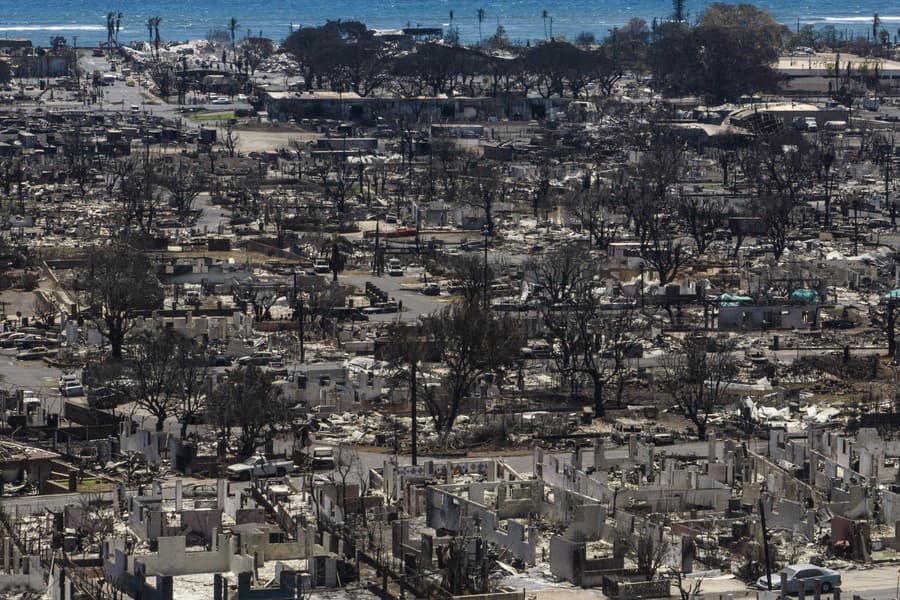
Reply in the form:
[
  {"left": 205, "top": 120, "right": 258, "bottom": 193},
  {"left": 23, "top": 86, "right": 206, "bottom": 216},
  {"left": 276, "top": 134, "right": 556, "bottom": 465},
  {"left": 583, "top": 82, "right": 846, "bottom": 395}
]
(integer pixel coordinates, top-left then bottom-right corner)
[{"left": 716, "top": 293, "right": 753, "bottom": 306}]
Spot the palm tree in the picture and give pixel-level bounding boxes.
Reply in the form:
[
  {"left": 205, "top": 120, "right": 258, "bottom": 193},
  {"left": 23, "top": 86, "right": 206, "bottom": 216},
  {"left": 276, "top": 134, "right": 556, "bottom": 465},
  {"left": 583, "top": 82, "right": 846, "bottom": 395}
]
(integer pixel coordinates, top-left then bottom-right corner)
[
  {"left": 321, "top": 234, "right": 351, "bottom": 282},
  {"left": 673, "top": 0, "right": 685, "bottom": 22},
  {"left": 146, "top": 17, "right": 154, "bottom": 51},
  {"left": 447, "top": 10, "right": 457, "bottom": 45},
  {"left": 115, "top": 12, "right": 123, "bottom": 45},
  {"left": 477, "top": 8, "right": 485, "bottom": 44},
  {"left": 106, "top": 12, "right": 115, "bottom": 49},
  {"left": 153, "top": 17, "right": 162, "bottom": 59},
  {"left": 542, "top": 9, "right": 548, "bottom": 40},
  {"left": 228, "top": 17, "right": 239, "bottom": 57}
]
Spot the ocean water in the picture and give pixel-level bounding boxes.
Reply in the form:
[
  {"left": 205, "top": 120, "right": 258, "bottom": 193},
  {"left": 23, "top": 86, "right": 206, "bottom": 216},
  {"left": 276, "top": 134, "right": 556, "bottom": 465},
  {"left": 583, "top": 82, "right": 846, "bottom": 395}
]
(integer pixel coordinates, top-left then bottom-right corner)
[{"left": 0, "top": 0, "right": 897, "bottom": 47}]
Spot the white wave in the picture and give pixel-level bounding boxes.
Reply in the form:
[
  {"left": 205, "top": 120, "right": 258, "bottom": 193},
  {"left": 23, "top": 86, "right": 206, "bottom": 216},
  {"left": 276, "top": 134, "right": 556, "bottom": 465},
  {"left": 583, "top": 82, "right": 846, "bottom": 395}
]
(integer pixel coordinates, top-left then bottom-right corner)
[
  {"left": 821, "top": 16, "right": 900, "bottom": 23},
  {"left": 0, "top": 25, "right": 107, "bottom": 32}
]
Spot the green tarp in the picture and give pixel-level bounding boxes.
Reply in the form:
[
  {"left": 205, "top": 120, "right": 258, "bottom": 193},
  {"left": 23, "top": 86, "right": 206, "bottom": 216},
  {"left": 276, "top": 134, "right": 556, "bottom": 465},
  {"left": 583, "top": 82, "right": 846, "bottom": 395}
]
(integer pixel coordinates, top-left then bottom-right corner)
[{"left": 790, "top": 289, "right": 817, "bottom": 303}]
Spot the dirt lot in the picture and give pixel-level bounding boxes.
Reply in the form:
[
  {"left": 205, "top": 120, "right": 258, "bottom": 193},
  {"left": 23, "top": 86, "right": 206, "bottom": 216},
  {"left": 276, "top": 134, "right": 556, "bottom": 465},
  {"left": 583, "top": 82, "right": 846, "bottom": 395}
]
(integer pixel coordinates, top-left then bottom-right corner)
[{"left": 228, "top": 126, "right": 319, "bottom": 152}]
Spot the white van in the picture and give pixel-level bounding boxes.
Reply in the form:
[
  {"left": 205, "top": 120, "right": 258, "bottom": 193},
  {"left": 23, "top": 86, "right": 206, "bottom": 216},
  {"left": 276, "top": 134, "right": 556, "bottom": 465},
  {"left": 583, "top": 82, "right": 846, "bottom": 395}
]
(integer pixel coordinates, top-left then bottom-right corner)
[
  {"left": 314, "top": 258, "right": 330, "bottom": 274},
  {"left": 387, "top": 258, "right": 403, "bottom": 276}
]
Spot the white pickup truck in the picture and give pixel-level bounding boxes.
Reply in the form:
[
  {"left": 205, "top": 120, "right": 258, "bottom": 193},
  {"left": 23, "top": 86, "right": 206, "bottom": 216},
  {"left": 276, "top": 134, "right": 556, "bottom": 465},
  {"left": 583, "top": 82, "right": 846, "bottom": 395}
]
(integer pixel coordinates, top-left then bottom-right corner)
[{"left": 226, "top": 456, "right": 296, "bottom": 480}]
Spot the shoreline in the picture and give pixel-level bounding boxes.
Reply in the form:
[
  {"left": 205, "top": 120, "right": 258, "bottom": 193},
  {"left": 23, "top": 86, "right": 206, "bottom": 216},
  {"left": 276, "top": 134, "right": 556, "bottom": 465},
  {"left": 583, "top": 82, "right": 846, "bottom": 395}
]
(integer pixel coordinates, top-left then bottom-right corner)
[{"left": 0, "top": 14, "right": 888, "bottom": 48}]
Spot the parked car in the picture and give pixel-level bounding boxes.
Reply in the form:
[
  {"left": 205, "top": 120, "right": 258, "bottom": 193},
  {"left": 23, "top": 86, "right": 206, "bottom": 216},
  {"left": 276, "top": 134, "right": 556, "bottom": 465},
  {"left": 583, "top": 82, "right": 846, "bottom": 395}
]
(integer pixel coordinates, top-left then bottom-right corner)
[
  {"left": 421, "top": 283, "right": 440, "bottom": 296},
  {"left": 60, "top": 381, "right": 84, "bottom": 397},
  {"left": 313, "top": 258, "right": 330, "bottom": 274},
  {"left": 208, "top": 353, "right": 233, "bottom": 366},
  {"left": 648, "top": 432, "right": 675, "bottom": 446},
  {"left": 863, "top": 97, "right": 880, "bottom": 111},
  {"left": 756, "top": 564, "right": 841, "bottom": 593},
  {"left": 387, "top": 258, "right": 404, "bottom": 276},
  {"left": 226, "top": 456, "right": 296, "bottom": 480},
  {"left": 0, "top": 333, "right": 27, "bottom": 348},
  {"left": 17, "top": 334, "right": 55, "bottom": 349},
  {"left": 311, "top": 447, "right": 335, "bottom": 470},
  {"left": 16, "top": 346, "right": 52, "bottom": 360},
  {"left": 87, "top": 386, "right": 122, "bottom": 409},
  {"left": 267, "top": 361, "right": 289, "bottom": 377},
  {"left": 183, "top": 483, "right": 217, "bottom": 498},
  {"left": 58, "top": 374, "right": 80, "bottom": 393},
  {"left": 237, "top": 351, "right": 278, "bottom": 366}
]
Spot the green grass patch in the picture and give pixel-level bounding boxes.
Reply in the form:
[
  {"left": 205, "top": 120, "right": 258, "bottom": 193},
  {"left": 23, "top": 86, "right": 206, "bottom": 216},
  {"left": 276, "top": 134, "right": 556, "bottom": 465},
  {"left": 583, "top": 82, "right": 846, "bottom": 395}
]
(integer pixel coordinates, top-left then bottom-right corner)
[{"left": 187, "top": 111, "right": 236, "bottom": 121}]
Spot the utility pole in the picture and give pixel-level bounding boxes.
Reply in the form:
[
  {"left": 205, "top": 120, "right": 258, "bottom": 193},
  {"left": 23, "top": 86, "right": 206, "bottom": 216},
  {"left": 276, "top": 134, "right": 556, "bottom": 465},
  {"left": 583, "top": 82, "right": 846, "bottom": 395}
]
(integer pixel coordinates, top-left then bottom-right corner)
[
  {"left": 758, "top": 497, "right": 773, "bottom": 591},
  {"left": 414, "top": 203, "right": 420, "bottom": 257},
  {"left": 639, "top": 264, "right": 645, "bottom": 308},
  {"left": 372, "top": 221, "right": 381, "bottom": 276},
  {"left": 410, "top": 358, "right": 417, "bottom": 466},
  {"left": 297, "top": 291, "right": 306, "bottom": 362},
  {"left": 298, "top": 292, "right": 305, "bottom": 363},
  {"left": 482, "top": 225, "right": 489, "bottom": 309},
  {"left": 72, "top": 36, "right": 79, "bottom": 93},
  {"left": 888, "top": 299, "right": 896, "bottom": 358},
  {"left": 887, "top": 127, "right": 895, "bottom": 228}
]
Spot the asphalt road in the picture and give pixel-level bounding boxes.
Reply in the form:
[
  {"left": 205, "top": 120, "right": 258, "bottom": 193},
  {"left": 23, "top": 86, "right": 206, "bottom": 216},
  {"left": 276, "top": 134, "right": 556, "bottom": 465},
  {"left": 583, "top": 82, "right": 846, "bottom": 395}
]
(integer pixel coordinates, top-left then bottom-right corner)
[
  {"left": 837, "top": 567, "right": 900, "bottom": 600},
  {"left": 340, "top": 270, "right": 446, "bottom": 322},
  {"left": 194, "top": 192, "right": 230, "bottom": 234},
  {"left": 695, "top": 565, "right": 900, "bottom": 600},
  {"left": 7, "top": 55, "right": 152, "bottom": 117},
  {"left": 0, "top": 348, "right": 67, "bottom": 395},
  {"left": 77, "top": 53, "right": 179, "bottom": 119},
  {"left": 78, "top": 55, "right": 141, "bottom": 103}
]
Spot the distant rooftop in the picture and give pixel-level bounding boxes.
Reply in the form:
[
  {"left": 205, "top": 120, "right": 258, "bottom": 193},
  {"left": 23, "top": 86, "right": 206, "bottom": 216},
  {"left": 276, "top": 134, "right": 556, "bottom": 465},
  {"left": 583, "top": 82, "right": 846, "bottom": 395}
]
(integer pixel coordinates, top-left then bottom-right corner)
[
  {"left": 0, "top": 439, "right": 59, "bottom": 463},
  {"left": 777, "top": 51, "right": 900, "bottom": 77}
]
